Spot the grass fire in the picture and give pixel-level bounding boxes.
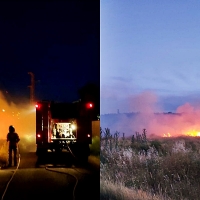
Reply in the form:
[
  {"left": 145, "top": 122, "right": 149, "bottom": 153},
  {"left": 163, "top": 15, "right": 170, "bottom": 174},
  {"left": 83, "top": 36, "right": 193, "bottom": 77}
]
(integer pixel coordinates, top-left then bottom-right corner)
[
  {"left": 101, "top": 102, "right": 200, "bottom": 139},
  {"left": 163, "top": 130, "right": 200, "bottom": 137},
  {"left": 100, "top": 99, "right": 200, "bottom": 199}
]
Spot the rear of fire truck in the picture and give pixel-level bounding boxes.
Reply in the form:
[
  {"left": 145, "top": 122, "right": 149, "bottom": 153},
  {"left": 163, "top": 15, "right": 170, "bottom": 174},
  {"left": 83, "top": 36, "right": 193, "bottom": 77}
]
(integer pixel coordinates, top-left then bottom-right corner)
[{"left": 35, "top": 100, "right": 94, "bottom": 162}]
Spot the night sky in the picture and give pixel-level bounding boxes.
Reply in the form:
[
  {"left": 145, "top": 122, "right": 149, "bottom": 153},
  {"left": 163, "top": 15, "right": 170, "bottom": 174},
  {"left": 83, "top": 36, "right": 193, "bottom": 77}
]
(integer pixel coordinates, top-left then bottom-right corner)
[
  {"left": 0, "top": 1, "right": 100, "bottom": 104},
  {"left": 101, "top": 1, "right": 200, "bottom": 114}
]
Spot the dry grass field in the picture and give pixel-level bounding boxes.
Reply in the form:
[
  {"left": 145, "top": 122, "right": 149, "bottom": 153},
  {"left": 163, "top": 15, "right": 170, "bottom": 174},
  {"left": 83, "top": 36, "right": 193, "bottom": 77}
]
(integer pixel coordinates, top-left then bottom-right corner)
[{"left": 100, "top": 128, "right": 200, "bottom": 200}]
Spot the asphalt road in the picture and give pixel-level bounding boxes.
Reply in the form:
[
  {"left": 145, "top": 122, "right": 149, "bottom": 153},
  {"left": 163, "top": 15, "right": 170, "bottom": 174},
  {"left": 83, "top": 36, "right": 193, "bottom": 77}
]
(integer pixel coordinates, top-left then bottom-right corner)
[{"left": 0, "top": 151, "right": 100, "bottom": 200}]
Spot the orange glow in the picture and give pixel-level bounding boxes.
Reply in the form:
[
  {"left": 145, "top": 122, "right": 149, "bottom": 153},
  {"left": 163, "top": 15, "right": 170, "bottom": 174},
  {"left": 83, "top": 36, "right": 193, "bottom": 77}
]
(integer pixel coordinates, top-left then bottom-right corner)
[
  {"left": 163, "top": 133, "right": 171, "bottom": 137},
  {"left": 0, "top": 91, "right": 36, "bottom": 140}
]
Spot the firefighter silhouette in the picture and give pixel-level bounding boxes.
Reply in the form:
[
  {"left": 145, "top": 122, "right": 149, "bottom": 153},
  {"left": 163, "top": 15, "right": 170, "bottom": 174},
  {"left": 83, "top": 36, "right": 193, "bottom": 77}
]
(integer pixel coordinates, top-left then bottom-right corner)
[{"left": 7, "top": 125, "right": 20, "bottom": 167}]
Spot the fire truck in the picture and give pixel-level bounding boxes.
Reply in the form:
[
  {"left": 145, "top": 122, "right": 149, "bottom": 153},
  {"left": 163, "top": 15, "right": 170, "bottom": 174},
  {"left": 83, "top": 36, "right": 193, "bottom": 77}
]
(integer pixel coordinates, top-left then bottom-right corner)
[{"left": 35, "top": 100, "right": 95, "bottom": 161}]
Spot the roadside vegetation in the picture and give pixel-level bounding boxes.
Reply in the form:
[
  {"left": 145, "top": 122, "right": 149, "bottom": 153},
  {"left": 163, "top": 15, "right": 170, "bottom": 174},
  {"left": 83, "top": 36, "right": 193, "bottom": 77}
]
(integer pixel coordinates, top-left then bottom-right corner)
[
  {"left": 90, "top": 135, "right": 100, "bottom": 157},
  {"left": 100, "top": 128, "right": 200, "bottom": 200}
]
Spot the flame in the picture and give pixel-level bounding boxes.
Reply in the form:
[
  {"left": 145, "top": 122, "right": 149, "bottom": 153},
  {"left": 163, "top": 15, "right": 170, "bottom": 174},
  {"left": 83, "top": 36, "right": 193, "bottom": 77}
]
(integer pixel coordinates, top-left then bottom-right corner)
[
  {"left": 184, "top": 130, "right": 200, "bottom": 137},
  {"left": 163, "top": 133, "right": 171, "bottom": 137},
  {"left": 162, "top": 130, "right": 200, "bottom": 137}
]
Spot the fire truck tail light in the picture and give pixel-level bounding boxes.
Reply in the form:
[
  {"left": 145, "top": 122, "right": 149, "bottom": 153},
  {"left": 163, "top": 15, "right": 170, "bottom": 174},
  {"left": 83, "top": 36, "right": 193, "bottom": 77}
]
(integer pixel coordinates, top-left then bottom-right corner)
[
  {"left": 86, "top": 102, "right": 93, "bottom": 109},
  {"left": 87, "top": 134, "right": 91, "bottom": 137},
  {"left": 36, "top": 103, "right": 42, "bottom": 109},
  {"left": 37, "top": 134, "right": 41, "bottom": 138}
]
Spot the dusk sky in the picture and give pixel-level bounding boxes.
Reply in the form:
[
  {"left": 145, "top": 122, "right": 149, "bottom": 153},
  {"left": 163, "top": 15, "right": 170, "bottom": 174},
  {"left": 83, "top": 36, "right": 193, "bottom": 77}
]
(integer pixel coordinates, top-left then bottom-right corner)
[
  {"left": 0, "top": 1, "right": 100, "bottom": 104},
  {"left": 101, "top": 1, "right": 200, "bottom": 115}
]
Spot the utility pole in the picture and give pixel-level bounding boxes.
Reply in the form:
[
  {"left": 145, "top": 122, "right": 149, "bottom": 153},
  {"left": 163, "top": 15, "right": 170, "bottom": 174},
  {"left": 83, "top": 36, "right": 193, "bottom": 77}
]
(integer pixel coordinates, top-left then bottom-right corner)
[{"left": 28, "top": 72, "right": 35, "bottom": 104}]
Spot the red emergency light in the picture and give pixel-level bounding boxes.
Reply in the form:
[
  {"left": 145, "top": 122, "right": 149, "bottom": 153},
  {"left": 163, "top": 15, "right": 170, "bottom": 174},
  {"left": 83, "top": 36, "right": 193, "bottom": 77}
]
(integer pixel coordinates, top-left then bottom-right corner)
[
  {"left": 35, "top": 104, "right": 40, "bottom": 109},
  {"left": 86, "top": 102, "right": 93, "bottom": 109}
]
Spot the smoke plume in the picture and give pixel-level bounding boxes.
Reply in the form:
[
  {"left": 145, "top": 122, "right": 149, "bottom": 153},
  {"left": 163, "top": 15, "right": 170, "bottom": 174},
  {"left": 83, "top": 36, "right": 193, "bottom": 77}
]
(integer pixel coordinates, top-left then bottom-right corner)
[{"left": 100, "top": 91, "right": 200, "bottom": 138}]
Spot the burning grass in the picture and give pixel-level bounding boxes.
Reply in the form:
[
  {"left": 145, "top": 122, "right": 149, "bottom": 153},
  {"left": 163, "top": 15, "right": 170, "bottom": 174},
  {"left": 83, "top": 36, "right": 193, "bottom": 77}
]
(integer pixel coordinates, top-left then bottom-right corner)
[{"left": 100, "top": 128, "right": 200, "bottom": 200}]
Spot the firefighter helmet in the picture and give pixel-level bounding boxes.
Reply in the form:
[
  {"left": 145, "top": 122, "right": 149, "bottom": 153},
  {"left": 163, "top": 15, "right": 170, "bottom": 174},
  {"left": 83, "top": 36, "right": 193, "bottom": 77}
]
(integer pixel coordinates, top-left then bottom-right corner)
[{"left": 9, "top": 125, "right": 15, "bottom": 132}]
